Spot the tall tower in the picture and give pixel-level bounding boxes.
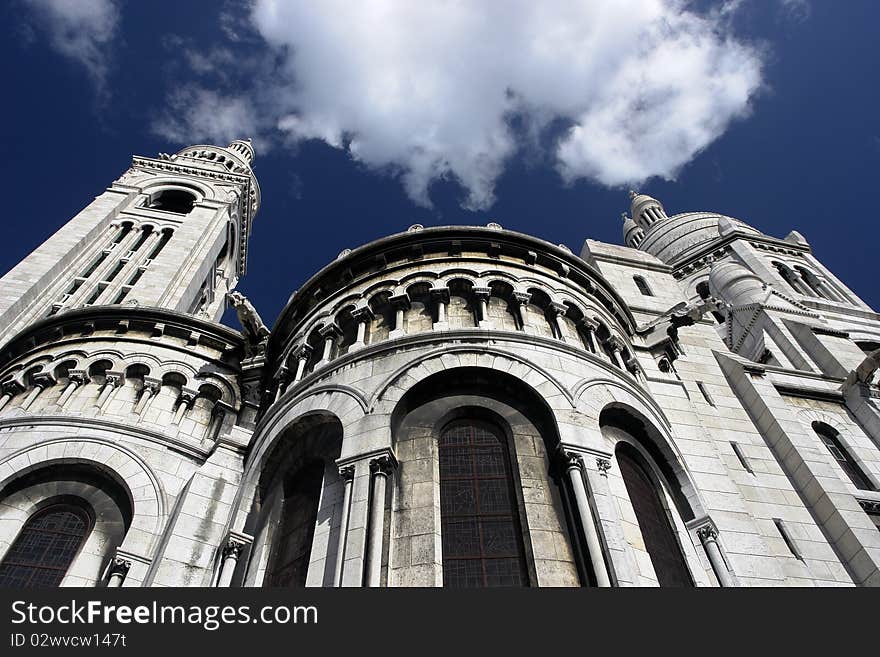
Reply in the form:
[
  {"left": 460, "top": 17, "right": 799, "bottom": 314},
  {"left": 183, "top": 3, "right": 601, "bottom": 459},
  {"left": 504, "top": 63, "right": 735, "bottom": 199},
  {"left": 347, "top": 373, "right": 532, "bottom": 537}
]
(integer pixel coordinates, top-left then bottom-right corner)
[{"left": 0, "top": 139, "right": 260, "bottom": 344}]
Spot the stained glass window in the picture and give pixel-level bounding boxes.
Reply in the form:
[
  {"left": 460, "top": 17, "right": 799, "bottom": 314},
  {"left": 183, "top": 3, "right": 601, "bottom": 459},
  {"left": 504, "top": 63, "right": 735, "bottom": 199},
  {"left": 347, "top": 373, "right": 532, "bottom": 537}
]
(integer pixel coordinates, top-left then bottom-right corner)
[
  {"left": 439, "top": 420, "right": 528, "bottom": 587},
  {"left": 0, "top": 504, "right": 90, "bottom": 588}
]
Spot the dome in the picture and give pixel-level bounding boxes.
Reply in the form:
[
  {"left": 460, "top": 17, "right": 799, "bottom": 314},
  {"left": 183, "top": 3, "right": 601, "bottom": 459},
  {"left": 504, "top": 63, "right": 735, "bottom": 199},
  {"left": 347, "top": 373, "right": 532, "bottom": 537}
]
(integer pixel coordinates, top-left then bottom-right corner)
[
  {"left": 622, "top": 213, "right": 644, "bottom": 248},
  {"left": 708, "top": 260, "right": 766, "bottom": 307},
  {"left": 639, "top": 212, "right": 760, "bottom": 265}
]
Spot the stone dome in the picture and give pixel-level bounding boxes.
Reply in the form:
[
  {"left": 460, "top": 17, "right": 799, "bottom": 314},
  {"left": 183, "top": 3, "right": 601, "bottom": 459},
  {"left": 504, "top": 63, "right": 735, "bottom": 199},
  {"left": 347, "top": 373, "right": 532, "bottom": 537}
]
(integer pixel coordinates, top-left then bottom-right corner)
[
  {"left": 708, "top": 260, "right": 766, "bottom": 307},
  {"left": 639, "top": 212, "right": 760, "bottom": 265}
]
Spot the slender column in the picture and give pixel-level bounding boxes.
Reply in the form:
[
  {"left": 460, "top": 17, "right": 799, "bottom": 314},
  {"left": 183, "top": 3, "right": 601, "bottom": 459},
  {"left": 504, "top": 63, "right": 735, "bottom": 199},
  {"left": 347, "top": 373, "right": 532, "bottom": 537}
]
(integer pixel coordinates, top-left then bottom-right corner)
[
  {"left": 389, "top": 293, "right": 411, "bottom": 338},
  {"left": 0, "top": 381, "right": 23, "bottom": 412},
  {"left": 318, "top": 323, "right": 343, "bottom": 366},
  {"left": 578, "top": 317, "right": 599, "bottom": 353},
  {"left": 292, "top": 345, "right": 313, "bottom": 384},
  {"left": 562, "top": 451, "right": 611, "bottom": 587},
  {"left": 605, "top": 336, "right": 627, "bottom": 370},
  {"left": 430, "top": 287, "right": 449, "bottom": 328},
  {"left": 350, "top": 306, "right": 374, "bottom": 350},
  {"left": 22, "top": 373, "right": 56, "bottom": 411},
  {"left": 134, "top": 377, "right": 161, "bottom": 416},
  {"left": 512, "top": 291, "right": 532, "bottom": 332},
  {"left": 273, "top": 366, "right": 290, "bottom": 402},
  {"left": 697, "top": 525, "right": 733, "bottom": 587},
  {"left": 216, "top": 539, "right": 246, "bottom": 588},
  {"left": 106, "top": 557, "right": 131, "bottom": 588},
  {"left": 57, "top": 370, "right": 88, "bottom": 408},
  {"left": 365, "top": 455, "right": 395, "bottom": 587},
  {"left": 204, "top": 404, "right": 227, "bottom": 442},
  {"left": 94, "top": 371, "right": 123, "bottom": 412},
  {"left": 473, "top": 286, "right": 492, "bottom": 326},
  {"left": 547, "top": 301, "right": 568, "bottom": 340},
  {"left": 172, "top": 387, "right": 197, "bottom": 425},
  {"left": 333, "top": 465, "right": 356, "bottom": 587}
]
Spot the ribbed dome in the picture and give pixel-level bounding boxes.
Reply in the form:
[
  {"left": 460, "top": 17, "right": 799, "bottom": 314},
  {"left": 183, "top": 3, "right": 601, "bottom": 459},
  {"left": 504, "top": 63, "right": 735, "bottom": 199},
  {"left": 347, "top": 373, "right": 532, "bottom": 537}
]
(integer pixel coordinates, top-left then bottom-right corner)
[
  {"left": 640, "top": 212, "right": 760, "bottom": 265},
  {"left": 622, "top": 213, "right": 643, "bottom": 248},
  {"left": 708, "top": 260, "right": 766, "bottom": 307}
]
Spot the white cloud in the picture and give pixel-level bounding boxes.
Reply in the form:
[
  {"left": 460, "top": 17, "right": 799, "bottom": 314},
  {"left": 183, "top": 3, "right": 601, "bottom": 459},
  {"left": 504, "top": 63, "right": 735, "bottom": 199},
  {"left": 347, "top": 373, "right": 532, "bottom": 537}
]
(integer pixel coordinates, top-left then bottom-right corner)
[
  {"left": 246, "top": 0, "right": 764, "bottom": 209},
  {"left": 151, "top": 87, "right": 263, "bottom": 149},
  {"left": 24, "top": 0, "right": 119, "bottom": 91}
]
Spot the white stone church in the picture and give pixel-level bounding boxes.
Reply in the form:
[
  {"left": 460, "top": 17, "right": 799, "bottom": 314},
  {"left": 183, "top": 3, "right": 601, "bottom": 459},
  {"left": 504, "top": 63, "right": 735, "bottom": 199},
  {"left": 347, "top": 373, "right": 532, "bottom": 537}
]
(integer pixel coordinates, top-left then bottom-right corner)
[{"left": 0, "top": 139, "right": 877, "bottom": 588}]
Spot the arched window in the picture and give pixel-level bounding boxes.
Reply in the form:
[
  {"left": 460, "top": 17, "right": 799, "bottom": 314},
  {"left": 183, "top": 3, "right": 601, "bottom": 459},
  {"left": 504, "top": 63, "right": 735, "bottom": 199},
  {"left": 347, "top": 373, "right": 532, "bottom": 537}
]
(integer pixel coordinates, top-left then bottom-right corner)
[
  {"left": 634, "top": 275, "right": 653, "bottom": 297},
  {"left": 0, "top": 503, "right": 91, "bottom": 588},
  {"left": 812, "top": 422, "right": 874, "bottom": 491},
  {"left": 439, "top": 419, "right": 528, "bottom": 587},
  {"left": 616, "top": 443, "right": 692, "bottom": 587},
  {"left": 264, "top": 462, "right": 324, "bottom": 587},
  {"left": 147, "top": 189, "right": 196, "bottom": 214}
]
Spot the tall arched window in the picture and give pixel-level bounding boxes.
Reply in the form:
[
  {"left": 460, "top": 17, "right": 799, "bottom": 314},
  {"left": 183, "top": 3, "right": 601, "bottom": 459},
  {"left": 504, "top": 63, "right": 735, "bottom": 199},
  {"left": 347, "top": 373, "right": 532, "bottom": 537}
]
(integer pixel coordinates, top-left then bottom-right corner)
[
  {"left": 0, "top": 503, "right": 91, "bottom": 588},
  {"left": 616, "top": 443, "right": 692, "bottom": 587},
  {"left": 439, "top": 419, "right": 528, "bottom": 587},
  {"left": 264, "top": 462, "right": 324, "bottom": 587},
  {"left": 812, "top": 422, "right": 874, "bottom": 491}
]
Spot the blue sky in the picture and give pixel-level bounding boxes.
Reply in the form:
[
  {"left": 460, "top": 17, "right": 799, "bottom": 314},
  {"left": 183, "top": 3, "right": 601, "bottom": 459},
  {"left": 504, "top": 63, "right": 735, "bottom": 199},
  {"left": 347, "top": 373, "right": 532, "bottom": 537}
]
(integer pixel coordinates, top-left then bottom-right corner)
[{"left": 1, "top": 0, "right": 877, "bottom": 327}]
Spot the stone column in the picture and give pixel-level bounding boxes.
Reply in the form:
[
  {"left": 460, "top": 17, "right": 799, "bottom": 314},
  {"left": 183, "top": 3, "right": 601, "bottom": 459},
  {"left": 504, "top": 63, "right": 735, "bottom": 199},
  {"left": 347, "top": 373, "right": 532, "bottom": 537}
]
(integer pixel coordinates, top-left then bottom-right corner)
[
  {"left": 561, "top": 451, "right": 611, "bottom": 587},
  {"left": 473, "top": 286, "right": 492, "bottom": 327},
  {"left": 0, "top": 381, "right": 24, "bottom": 412},
  {"left": 58, "top": 370, "right": 89, "bottom": 408},
  {"left": 292, "top": 345, "right": 313, "bottom": 384},
  {"left": 604, "top": 336, "right": 628, "bottom": 370},
  {"left": 350, "top": 306, "right": 374, "bottom": 351},
  {"left": 578, "top": 317, "right": 599, "bottom": 353},
  {"left": 94, "top": 371, "right": 123, "bottom": 411},
  {"left": 134, "top": 377, "right": 161, "bottom": 416},
  {"left": 389, "top": 293, "right": 411, "bottom": 338},
  {"left": 697, "top": 525, "right": 733, "bottom": 587},
  {"left": 216, "top": 539, "right": 246, "bottom": 588},
  {"left": 172, "top": 387, "right": 197, "bottom": 425},
  {"left": 204, "top": 403, "right": 229, "bottom": 443},
  {"left": 106, "top": 557, "right": 131, "bottom": 588},
  {"left": 430, "top": 287, "right": 450, "bottom": 329},
  {"left": 318, "top": 322, "right": 343, "bottom": 367},
  {"left": 333, "top": 465, "right": 356, "bottom": 587},
  {"left": 512, "top": 291, "right": 532, "bottom": 332},
  {"left": 365, "top": 455, "right": 395, "bottom": 587},
  {"left": 22, "top": 372, "right": 56, "bottom": 411},
  {"left": 547, "top": 301, "right": 568, "bottom": 340},
  {"left": 273, "top": 366, "right": 290, "bottom": 402}
]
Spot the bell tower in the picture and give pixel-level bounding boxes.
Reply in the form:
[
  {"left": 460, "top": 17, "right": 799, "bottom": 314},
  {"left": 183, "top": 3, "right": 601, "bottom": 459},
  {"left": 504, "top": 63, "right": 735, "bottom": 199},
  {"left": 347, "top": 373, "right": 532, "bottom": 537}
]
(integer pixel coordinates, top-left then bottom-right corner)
[{"left": 0, "top": 139, "right": 261, "bottom": 344}]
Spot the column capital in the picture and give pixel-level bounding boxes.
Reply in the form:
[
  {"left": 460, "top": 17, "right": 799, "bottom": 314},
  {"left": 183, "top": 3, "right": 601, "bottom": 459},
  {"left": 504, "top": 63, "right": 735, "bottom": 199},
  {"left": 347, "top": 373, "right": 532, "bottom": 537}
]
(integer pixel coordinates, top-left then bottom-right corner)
[
  {"left": 1, "top": 379, "right": 25, "bottom": 395},
  {"left": 108, "top": 556, "right": 132, "bottom": 577},
  {"left": 547, "top": 301, "right": 568, "bottom": 317},
  {"left": 389, "top": 292, "right": 411, "bottom": 310},
  {"left": 68, "top": 369, "right": 90, "bottom": 386},
  {"left": 222, "top": 538, "right": 246, "bottom": 560},
  {"left": 558, "top": 449, "right": 585, "bottom": 472},
  {"left": 104, "top": 371, "right": 125, "bottom": 387},
  {"left": 295, "top": 343, "right": 314, "bottom": 359},
  {"left": 696, "top": 525, "right": 718, "bottom": 542},
  {"left": 31, "top": 372, "right": 57, "bottom": 387},
  {"left": 511, "top": 291, "right": 532, "bottom": 306},
  {"left": 370, "top": 454, "right": 397, "bottom": 477},
  {"left": 472, "top": 286, "right": 492, "bottom": 299},
  {"left": 596, "top": 457, "right": 612, "bottom": 475},
  {"left": 318, "top": 322, "right": 343, "bottom": 339},
  {"left": 179, "top": 387, "right": 198, "bottom": 405},
  {"left": 339, "top": 464, "right": 356, "bottom": 481},
  {"left": 429, "top": 286, "right": 450, "bottom": 302},
  {"left": 604, "top": 335, "right": 625, "bottom": 352},
  {"left": 350, "top": 305, "right": 375, "bottom": 321},
  {"left": 142, "top": 376, "right": 162, "bottom": 393}
]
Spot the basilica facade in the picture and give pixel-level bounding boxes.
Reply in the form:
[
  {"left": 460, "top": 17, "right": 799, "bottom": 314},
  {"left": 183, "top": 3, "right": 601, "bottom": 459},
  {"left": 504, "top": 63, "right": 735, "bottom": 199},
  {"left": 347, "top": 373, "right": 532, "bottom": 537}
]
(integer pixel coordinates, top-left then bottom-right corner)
[{"left": 0, "top": 140, "right": 877, "bottom": 588}]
